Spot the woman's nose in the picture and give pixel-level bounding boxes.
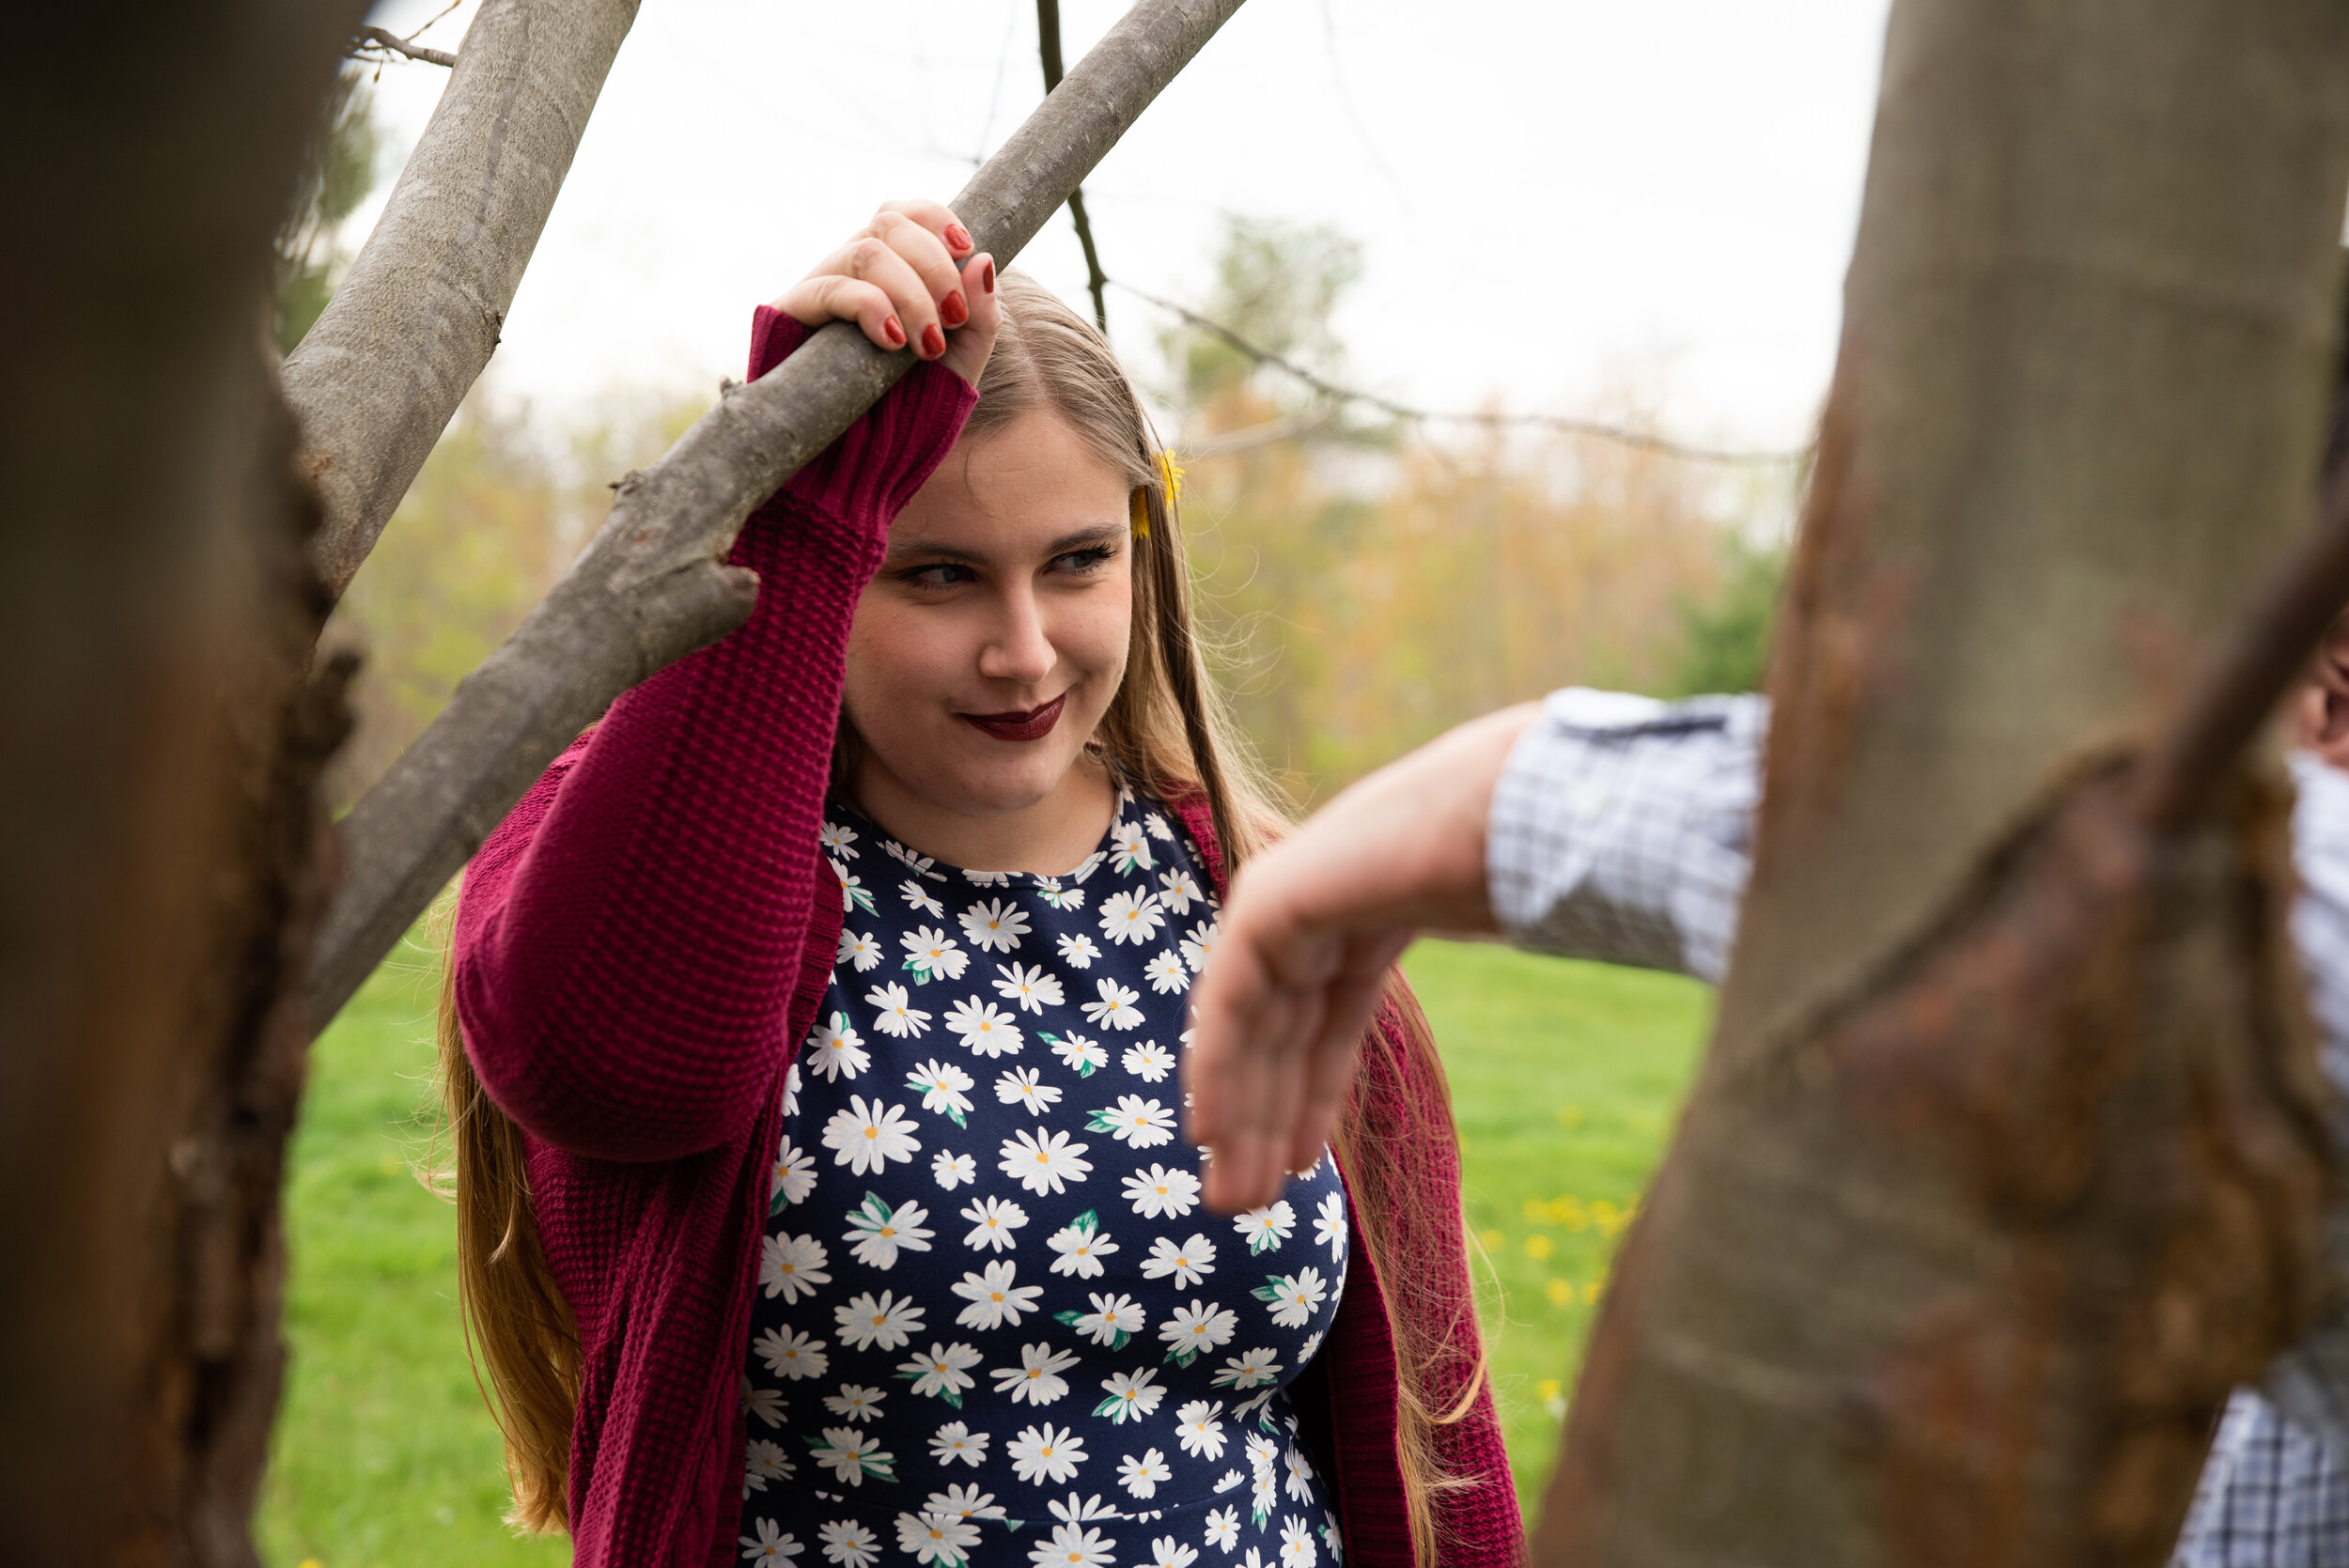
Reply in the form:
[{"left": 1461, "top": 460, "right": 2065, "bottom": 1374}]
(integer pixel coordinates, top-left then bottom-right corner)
[{"left": 977, "top": 591, "right": 1055, "bottom": 686}]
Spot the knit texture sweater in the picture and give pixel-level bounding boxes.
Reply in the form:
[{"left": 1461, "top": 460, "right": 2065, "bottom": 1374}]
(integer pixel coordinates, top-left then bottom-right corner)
[{"left": 454, "top": 307, "right": 1521, "bottom": 1567}]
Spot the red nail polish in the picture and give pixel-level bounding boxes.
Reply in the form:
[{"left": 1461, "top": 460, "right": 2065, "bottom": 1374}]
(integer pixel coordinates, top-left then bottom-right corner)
[
  {"left": 882, "top": 316, "right": 906, "bottom": 348},
  {"left": 945, "top": 223, "right": 973, "bottom": 253},
  {"left": 981, "top": 259, "right": 995, "bottom": 295},
  {"left": 921, "top": 323, "right": 944, "bottom": 357},
  {"left": 941, "top": 291, "right": 969, "bottom": 329}
]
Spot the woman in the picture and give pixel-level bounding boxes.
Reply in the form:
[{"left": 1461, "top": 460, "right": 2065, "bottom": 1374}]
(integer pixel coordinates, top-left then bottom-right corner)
[{"left": 440, "top": 199, "right": 1517, "bottom": 1568}]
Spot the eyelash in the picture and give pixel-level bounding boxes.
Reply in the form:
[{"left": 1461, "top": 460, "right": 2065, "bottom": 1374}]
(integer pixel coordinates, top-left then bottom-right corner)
[{"left": 896, "top": 546, "right": 1116, "bottom": 589}]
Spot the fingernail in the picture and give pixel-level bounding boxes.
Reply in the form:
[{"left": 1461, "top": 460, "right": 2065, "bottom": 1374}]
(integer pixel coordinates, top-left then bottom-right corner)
[
  {"left": 940, "top": 291, "right": 969, "bottom": 329},
  {"left": 980, "top": 258, "right": 995, "bottom": 295},
  {"left": 882, "top": 316, "right": 906, "bottom": 349},
  {"left": 945, "top": 223, "right": 973, "bottom": 253},
  {"left": 921, "top": 323, "right": 944, "bottom": 358}
]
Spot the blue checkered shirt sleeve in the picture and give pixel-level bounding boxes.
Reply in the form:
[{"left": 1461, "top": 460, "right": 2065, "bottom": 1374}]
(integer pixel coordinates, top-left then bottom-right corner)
[{"left": 1486, "top": 691, "right": 2349, "bottom": 1565}]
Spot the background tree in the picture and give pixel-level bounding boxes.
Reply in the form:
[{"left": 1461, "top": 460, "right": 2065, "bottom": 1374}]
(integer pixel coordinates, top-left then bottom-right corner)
[{"left": 272, "top": 70, "right": 381, "bottom": 355}]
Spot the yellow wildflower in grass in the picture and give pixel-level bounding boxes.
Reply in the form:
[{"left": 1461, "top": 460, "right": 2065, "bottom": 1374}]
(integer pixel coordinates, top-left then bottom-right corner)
[
  {"left": 1521, "top": 1196, "right": 1550, "bottom": 1224},
  {"left": 1555, "top": 1103, "right": 1585, "bottom": 1128},
  {"left": 1478, "top": 1229, "right": 1506, "bottom": 1252},
  {"left": 1548, "top": 1196, "right": 1588, "bottom": 1231},
  {"left": 1545, "top": 1278, "right": 1574, "bottom": 1307},
  {"left": 1583, "top": 1279, "right": 1605, "bottom": 1304},
  {"left": 1524, "top": 1234, "right": 1554, "bottom": 1260},
  {"left": 1535, "top": 1379, "right": 1563, "bottom": 1402}
]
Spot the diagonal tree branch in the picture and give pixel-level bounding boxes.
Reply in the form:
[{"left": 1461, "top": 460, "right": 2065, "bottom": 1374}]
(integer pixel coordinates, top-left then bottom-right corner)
[
  {"left": 285, "top": 0, "right": 639, "bottom": 603},
  {"left": 350, "top": 24, "right": 458, "bottom": 68},
  {"left": 303, "top": 0, "right": 1251, "bottom": 1027}
]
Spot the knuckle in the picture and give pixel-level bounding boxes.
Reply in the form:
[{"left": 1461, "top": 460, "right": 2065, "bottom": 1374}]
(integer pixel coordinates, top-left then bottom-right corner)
[{"left": 846, "top": 237, "right": 889, "bottom": 275}]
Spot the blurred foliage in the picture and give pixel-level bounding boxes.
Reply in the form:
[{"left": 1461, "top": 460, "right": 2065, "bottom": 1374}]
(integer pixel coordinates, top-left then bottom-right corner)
[
  {"left": 1666, "top": 536, "right": 1786, "bottom": 698},
  {"left": 275, "top": 69, "right": 381, "bottom": 354}
]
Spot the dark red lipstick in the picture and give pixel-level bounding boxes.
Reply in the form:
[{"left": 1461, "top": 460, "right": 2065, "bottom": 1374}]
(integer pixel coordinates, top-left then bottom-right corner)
[{"left": 960, "top": 693, "right": 1066, "bottom": 743}]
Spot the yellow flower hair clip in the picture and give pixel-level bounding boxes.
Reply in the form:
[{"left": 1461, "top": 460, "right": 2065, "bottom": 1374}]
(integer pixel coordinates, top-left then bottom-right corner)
[{"left": 1131, "top": 449, "right": 1183, "bottom": 541}]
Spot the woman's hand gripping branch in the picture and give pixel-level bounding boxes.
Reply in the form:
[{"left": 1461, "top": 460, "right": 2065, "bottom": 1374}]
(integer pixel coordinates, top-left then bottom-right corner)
[
  {"left": 1184, "top": 704, "right": 1544, "bottom": 1212},
  {"left": 771, "top": 197, "right": 1001, "bottom": 385}
]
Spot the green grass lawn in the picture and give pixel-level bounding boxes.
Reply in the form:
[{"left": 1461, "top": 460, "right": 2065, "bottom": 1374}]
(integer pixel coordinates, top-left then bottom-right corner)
[{"left": 259, "top": 937, "right": 1709, "bottom": 1565}]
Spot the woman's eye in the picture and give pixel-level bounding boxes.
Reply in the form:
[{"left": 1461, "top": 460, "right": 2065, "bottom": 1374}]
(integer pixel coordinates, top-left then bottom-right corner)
[
  {"left": 903, "top": 563, "right": 974, "bottom": 588},
  {"left": 1053, "top": 547, "right": 1114, "bottom": 574}
]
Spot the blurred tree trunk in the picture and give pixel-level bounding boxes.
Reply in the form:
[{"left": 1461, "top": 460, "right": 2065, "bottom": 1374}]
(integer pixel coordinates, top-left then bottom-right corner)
[
  {"left": 1537, "top": 3, "right": 2349, "bottom": 1565},
  {"left": 0, "top": 4, "right": 362, "bottom": 1563}
]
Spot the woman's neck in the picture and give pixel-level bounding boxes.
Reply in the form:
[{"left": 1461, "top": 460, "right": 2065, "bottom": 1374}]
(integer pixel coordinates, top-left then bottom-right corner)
[{"left": 848, "top": 750, "right": 1120, "bottom": 877}]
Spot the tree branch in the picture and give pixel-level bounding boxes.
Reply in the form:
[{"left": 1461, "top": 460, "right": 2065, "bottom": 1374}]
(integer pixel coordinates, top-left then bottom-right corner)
[
  {"left": 1036, "top": 0, "right": 1111, "bottom": 332},
  {"left": 286, "top": 0, "right": 640, "bottom": 603},
  {"left": 303, "top": 0, "right": 1252, "bottom": 1027},
  {"left": 350, "top": 24, "right": 458, "bottom": 68}
]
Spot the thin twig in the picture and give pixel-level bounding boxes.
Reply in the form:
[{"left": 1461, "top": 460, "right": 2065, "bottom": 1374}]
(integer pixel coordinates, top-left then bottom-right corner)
[
  {"left": 1116, "top": 279, "right": 1812, "bottom": 466},
  {"left": 351, "top": 24, "right": 457, "bottom": 68},
  {"left": 1038, "top": 0, "right": 1112, "bottom": 332},
  {"left": 2139, "top": 459, "right": 2349, "bottom": 833},
  {"left": 1181, "top": 401, "right": 1338, "bottom": 458}
]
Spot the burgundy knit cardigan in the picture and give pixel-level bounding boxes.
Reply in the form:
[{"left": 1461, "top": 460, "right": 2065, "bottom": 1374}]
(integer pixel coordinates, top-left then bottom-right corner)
[{"left": 453, "top": 308, "right": 1522, "bottom": 1568}]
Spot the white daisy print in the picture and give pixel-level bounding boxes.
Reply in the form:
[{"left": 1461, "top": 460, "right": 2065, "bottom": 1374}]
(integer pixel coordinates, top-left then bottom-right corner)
[
  {"left": 1050, "top": 1490, "right": 1119, "bottom": 1524},
  {"left": 1036, "top": 877, "right": 1086, "bottom": 910},
  {"left": 1212, "top": 1470, "right": 1245, "bottom": 1495},
  {"left": 1157, "top": 867, "right": 1202, "bottom": 914},
  {"left": 996, "top": 1065, "right": 1064, "bottom": 1117},
  {"left": 1143, "top": 813, "right": 1174, "bottom": 843},
  {"left": 1095, "top": 1367, "right": 1167, "bottom": 1424},
  {"left": 944, "top": 996, "right": 1023, "bottom": 1058},
  {"left": 1110, "top": 822, "right": 1156, "bottom": 873},
  {"left": 1180, "top": 920, "right": 1220, "bottom": 974},
  {"left": 929, "top": 1421, "right": 988, "bottom": 1467},
  {"left": 991, "top": 1341, "right": 1079, "bottom": 1406},
  {"left": 962, "top": 867, "right": 1012, "bottom": 888},
  {"left": 739, "top": 1516, "right": 802, "bottom": 1561},
  {"left": 821, "top": 1096, "right": 921, "bottom": 1176},
  {"left": 1143, "top": 950, "right": 1190, "bottom": 994},
  {"left": 1000, "top": 1128, "right": 1094, "bottom": 1195},
  {"left": 901, "top": 926, "right": 969, "bottom": 984},
  {"left": 1279, "top": 1516, "right": 1318, "bottom": 1567},
  {"left": 863, "top": 982, "right": 932, "bottom": 1038},
  {"left": 951, "top": 1260, "right": 1042, "bottom": 1329},
  {"left": 1034, "top": 1522, "right": 1116, "bottom": 1568},
  {"left": 1159, "top": 1300, "right": 1237, "bottom": 1367},
  {"left": 1253, "top": 1267, "right": 1330, "bottom": 1329},
  {"left": 992, "top": 959, "right": 1066, "bottom": 1014},
  {"left": 817, "top": 1516, "right": 882, "bottom": 1566},
  {"left": 743, "top": 1436, "right": 796, "bottom": 1492},
  {"left": 754, "top": 1324, "right": 830, "bottom": 1382},
  {"left": 806, "top": 1012, "right": 870, "bottom": 1082},
  {"left": 1089, "top": 1094, "right": 1176, "bottom": 1149},
  {"left": 907, "top": 1059, "right": 976, "bottom": 1126},
  {"left": 760, "top": 1232, "right": 831, "bottom": 1303},
  {"left": 1008, "top": 1423, "right": 1087, "bottom": 1485},
  {"left": 894, "top": 1341, "right": 982, "bottom": 1407},
  {"left": 782, "top": 1061, "right": 802, "bottom": 1118},
  {"left": 1147, "top": 1533, "right": 1201, "bottom": 1568},
  {"left": 1122, "top": 1041, "right": 1176, "bottom": 1082},
  {"left": 742, "top": 1377, "right": 786, "bottom": 1428},
  {"left": 959, "top": 897, "right": 1031, "bottom": 953},
  {"left": 807, "top": 1427, "right": 894, "bottom": 1487},
  {"left": 884, "top": 839, "right": 941, "bottom": 878},
  {"left": 837, "top": 928, "right": 883, "bottom": 972},
  {"left": 1056, "top": 1290, "right": 1145, "bottom": 1349},
  {"left": 895, "top": 1511, "right": 981, "bottom": 1566},
  {"left": 834, "top": 1290, "right": 925, "bottom": 1352},
  {"left": 1069, "top": 849, "right": 1108, "bottom": 884},
  {"left": 1211, "top": 1348, "right": 1284, "bottom": 1390},
  {"left": 1205, "top": 1506, "right": 1240, "bottom": 1551},
  {"left": 771, "top": 1140, "right": 817, "bottom": 1207},
  {"left": 1141, "top": 1233, "right": 1217, "bottom": 1289},
  {"left": 1233, "top": 1200, "right": 1295, "bottom": 1255},
  {"left": 1081, "top": 977, "right": 1144, "bottom": 1032},
  {"left": 1046, "top": 1210, "right": 1119, "bottom": 1278},
  {"left": 1124, "top": 1163, "right": 1202, "bottom": 1219},
  {"left": 1119, "top": 1446, "right": 1174, "bottom": 1498},
  {"left": 1312, "top": 1191, "right": 1346, "bottom": 1260},
  {"left": 820, "top": 820, "right": 859, "bottom": 859},
  {"left": 1099, "top": 889, "right": 1166, "bottom": 946},
  {"left": 844, "top": 1192, "right": 933, "bottom": 1268},
  {"left": 901, "top": 879, "right": 946, "bottom": 919},
  {"left": 926, "top": 1483, "right": 1007, "bottom": 1524},
  {"left": 1057, "top": 931, "right": 1101, "bottom": 969},
  {"left": 931, "top": 1149, "right": 975, "bottom": 1189},
  {"left": 1048, "top": 1031, "right": 1109, "bottom": 1077},
  {"left": 960, "top": 1195, "right": 1029, "bottom": 1251},
  {"left": 1174, "top": 1399, "right": 1228, "bottom": 1460},
  {"left": 834, "top": 860, "right": 874, "bottom": 916},
  {"left": 823, "top": 1383, "right": 887, "bottom": 1421},
  {"left": 1283, "top": 1445, "right": 1316, "bottom": 1503}
]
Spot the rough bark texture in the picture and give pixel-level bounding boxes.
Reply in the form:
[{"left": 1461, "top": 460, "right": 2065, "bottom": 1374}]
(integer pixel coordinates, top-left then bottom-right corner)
[
  {"left": 0, "top": 5, "right": 360, "bottom": 1564},
  {"left": 1536, "top": 5, "right": 2349, "bottom": 1565},
  {"left": 285, "top": 0, "right": 640, "bottom": 601},
  {"left": 304, "top": 0, "right": 1251, "bottom": 1026}
]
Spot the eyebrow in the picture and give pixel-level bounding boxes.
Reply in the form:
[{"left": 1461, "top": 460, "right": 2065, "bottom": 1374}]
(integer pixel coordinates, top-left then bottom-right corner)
[{"left": 885, "top": 522, "right": 1128, "bottom": 566}]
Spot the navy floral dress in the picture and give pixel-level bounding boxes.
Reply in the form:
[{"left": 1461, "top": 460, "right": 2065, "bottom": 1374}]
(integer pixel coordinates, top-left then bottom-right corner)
[{"left": 735, "top": 789, "right": 1348, "bottom": 1568}]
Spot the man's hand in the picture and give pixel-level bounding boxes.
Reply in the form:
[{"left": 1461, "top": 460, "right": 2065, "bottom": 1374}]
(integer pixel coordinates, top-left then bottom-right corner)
[{"left": 1186, "top": 704, "right": 1542, "bottom": 1211}]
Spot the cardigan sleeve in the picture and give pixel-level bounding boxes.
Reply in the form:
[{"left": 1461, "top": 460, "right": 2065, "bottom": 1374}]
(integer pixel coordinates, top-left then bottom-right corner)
[{"left": 452, "top": 309, "right": 979, "bottom": 1163}]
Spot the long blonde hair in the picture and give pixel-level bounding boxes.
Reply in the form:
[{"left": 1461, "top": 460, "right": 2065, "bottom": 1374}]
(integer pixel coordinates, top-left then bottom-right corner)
[{"left": 431, "top": 272, "right": 1485, "bottom": 1559}]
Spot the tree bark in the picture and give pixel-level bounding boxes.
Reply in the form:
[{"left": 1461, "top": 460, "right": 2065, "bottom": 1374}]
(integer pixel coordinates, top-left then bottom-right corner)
[
  {"left": 303, "top": 0, "right": 1252, "bottom": 1027},
  {"left": 285, "top": 0, "right": 640, "bottom": 602},
  {"left": 0, "top": 4, "right": 361, "bottom": 1564},
  {"left": 1536, "top": 4, "right": 2349, "bottom": 1565}
]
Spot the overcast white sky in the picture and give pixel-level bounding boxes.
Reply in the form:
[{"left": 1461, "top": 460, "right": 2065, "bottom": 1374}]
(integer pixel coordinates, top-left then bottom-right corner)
[{"left": 354, "top": 0, "right": 1891, "bottom": 452}]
